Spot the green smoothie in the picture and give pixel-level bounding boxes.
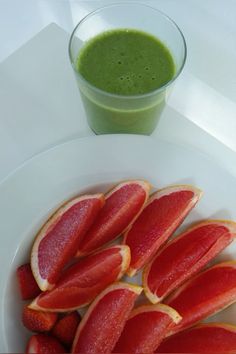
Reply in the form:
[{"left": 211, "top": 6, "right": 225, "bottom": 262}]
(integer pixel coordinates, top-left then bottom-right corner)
[{"left": 75, "top": 29, "right": 175, "bottom": 134}]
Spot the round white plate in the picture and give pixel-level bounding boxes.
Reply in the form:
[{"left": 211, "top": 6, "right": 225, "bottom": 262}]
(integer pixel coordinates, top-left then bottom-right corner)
[{"left": 1, "top": 135, "right": 236, "bottom": 352}]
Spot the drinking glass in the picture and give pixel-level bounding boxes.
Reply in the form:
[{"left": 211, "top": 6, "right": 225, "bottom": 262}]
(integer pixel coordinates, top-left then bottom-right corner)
[{"left": 69, "top": 3, "right": 186, "bottom": 135}]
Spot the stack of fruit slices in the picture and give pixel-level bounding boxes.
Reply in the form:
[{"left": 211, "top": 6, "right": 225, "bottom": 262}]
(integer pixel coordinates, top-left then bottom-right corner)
[{"left": 16, "top": 179, "right": 236, "bottom": 353}]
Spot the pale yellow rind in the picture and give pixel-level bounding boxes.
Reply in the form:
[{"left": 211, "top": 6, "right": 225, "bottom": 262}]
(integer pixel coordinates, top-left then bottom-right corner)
[
  {"left": 118, "top": 245, "right": 131, "bottom": 279},
  {"left": 105, "top": 179, "right": 151, "bottom": 199},
  {"left": 166, "top": 260, "right": 236, "bottom": 305},
  {"left": 143, "top": 219, "right": 236, "bottom": 303},
  {"left": 128, "top": 303, "right": 182, "bottom": 324},
  {"left": 71, "top": 282, "right": 142, "bottom": 353},
  {"left": 31, "top": 193, "right": 104, "bottom": 291},
  {"left": 29, "top": 244, "right": 131, "bottom": 312},
  {"left": 193, "top": 322, "right": 236, "bottom": 333},
  {"left": 125, "top": 184, "right": 202, "bottom": 277},
  {"left": 28, "top": 299, "right": 91, "bottom": 313},
  {"left": 76, "top": 180, "right": 151, "bottom": 258}
]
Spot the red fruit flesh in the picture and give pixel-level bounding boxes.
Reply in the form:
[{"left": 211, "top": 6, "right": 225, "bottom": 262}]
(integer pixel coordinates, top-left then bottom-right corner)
[
  {"left": 52, "top": 311, "right": 81, "bottom": 346},
  {"left": 25, "top": 334, "right": 65, "bottom": 354},
  {"left": 77, "top": 181, "right": 150, "bottom": 256},
  {"left": 125, "top": 186, "right": 201, "bottom": 276},
  {"left": 17, "top": 263, "right": 41, "bottom": 300},
  {"left": 156, "top": 323, "right": 236, "bottom": 353},
  {"left": 31, "top": 194, "right": 104, "bottom": 291},
  {"left": 22, "top": 306, "right": 57, "bottom": 332},
  {"left": 72, "top": 282, "right": 142, "bottom": 353},
  {"left": 166, "top": 261, "right": 236, "bottom": 335},
  {"left": 30, "top": 245, "right": 130, "bottom": 312},
  {"left": 113, "top": 304, "right": 181, "bottom": 353},
  {"left": 144, "top": 220, "right": 236, "bottom": 303}
]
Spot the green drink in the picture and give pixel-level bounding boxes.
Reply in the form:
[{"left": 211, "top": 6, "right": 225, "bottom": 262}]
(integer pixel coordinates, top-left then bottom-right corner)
[
  {"left": 77, "top": 29, "right": 175, "bottom": 95},
  {"left": 69, "top": 4, "right": 186, "bottom": 134}
]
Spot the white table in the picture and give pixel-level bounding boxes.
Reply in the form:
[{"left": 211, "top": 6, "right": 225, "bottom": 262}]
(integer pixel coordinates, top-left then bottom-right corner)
[{"left": 0, "top": 0, "right": 236, "bottom": 181}]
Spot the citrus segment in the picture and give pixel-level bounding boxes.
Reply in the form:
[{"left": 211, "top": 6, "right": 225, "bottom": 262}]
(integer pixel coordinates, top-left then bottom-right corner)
[
  {"left": 156, "top": 323, "right": 236, "bottom": 353},
  {"left": 25, "top": 334, "right": 66, "bottom": 354},
  {"left": 113, "top": 304, "right": 181, "bottom": 353},
  {"left": 124, "top": 185, "right": 202, "bottom": 276},
  {"left": 166, "top": 261, "right": 236, "bottom": 335},
  {"left": 17, "top": 263, "right": 41, "bottom": 300},
  {"left": 77, "top": 180, "right": 150, "bottom": 256},
  {"left": 71, "top": 282, "right": 142, "bottom": 353},
  {"left": 31, "top": 194, "right": 104, "bottom": 291},
  {"left": 30, "top": 245, "right": 130, "bottom": 312},
  {"left": 144, "top": 220, "right": 236, "bottom": 303}
]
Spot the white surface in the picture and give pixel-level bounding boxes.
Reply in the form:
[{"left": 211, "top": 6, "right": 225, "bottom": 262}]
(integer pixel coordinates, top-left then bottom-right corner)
[
  {"left": 1, "top": 135, "right": 236, "bottom": 352},
  {"left": 0, "top": 22, "right": 236, "bottom": 183},
  {"left": 0, "top": 4, "right": 236, "bottom": 351}
]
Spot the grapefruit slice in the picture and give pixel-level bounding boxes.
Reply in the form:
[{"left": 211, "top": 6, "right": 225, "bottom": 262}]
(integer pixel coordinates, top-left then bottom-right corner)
[
  {"left": 165, "top": 261, "right": 236, "bottom": 335},
  {"left": 29, "top": 245, "right": 130, "bottom": 312},
  {"left": 77, "top": 180, "right": 150, "bottom": 256},
  {"left": 31, "top": 194, "right": 104, "bottom": 291},
  {"left": 113, "top": 304, "right": 181, "bottom": 353},
  {"left": 124, "top": 185, "right": 202, "bottom": 276},
  {"left": 144, "top": 220, "right": 236, "bottom": 303},
  {"left": 71, "top": 282, "right": 142, "bottom": 353},
  {"left": 156, "top": 323, "right": 236, "bottom": 353}
]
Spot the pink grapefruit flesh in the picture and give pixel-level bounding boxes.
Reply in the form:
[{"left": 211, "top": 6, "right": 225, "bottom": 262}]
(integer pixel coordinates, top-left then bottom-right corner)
[
  {"left": 29, "top": 245, "right": 130, "bottom": 312},
  {"left": 124, "top": 185, "right": 202, "bottom": 276},
  {"left": 113, "top": 304, "right": 181, "bottom": 353},
  {"left": 156, "top": 323, "right": 236, "bottom": 353},
  {"left": 77, "top": 180, "right": 150, "bottom": 256},
  {"left": 31, "top": 194, "right": 104, "bottom": 291},
  {"left": 166, "top": 261, "right": 236, "bottom": 335},
  {"left": 71, "top": 282, "right": 142, "bottom": 353},
  {"left": 144, "top": 220, "right": 236, "bottom": 303}
]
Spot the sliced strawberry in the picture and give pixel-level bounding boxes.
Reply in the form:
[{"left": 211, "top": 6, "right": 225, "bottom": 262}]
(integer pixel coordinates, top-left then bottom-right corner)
[
  {"left": 25, "top": 334, "right": 65, "bottom": 354},
  {"left": 17, "top": 263, "right": 41, "bottom": 300},
  {"left": 52, "top": 311, "right": 81, "bottom": 346},
  {"left": 22, "top": 306, "right": 58, "bottom": 332}
]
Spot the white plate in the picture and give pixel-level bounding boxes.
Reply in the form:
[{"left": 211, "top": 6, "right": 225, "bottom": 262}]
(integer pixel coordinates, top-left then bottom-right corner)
[{"left": 1, "top": 135, "right": 236, "bottom": 352}]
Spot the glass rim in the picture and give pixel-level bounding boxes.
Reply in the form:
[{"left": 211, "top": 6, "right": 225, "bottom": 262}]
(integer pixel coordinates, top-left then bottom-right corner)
[{"left": 68, "top": 2, "right": 187, "bottom": 100}]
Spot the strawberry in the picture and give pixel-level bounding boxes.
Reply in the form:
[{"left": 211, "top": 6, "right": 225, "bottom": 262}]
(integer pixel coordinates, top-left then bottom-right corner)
[
  {"left": 25, "top": 334, "right": 65, "bottom": 353},
  {"left": 22, "top": 306, "right": 58, "bottom": 332},
  {"left": 17, "top": 263, "right": 41, "bottom": 300},
  {"left": 52, "top": 311, "right": 81, "bottom": 346}
]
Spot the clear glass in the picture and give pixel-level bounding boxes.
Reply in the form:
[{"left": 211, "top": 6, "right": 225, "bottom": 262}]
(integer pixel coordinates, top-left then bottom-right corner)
[{"left": 69, "top": 3, "right": 187, "bottom": 135}]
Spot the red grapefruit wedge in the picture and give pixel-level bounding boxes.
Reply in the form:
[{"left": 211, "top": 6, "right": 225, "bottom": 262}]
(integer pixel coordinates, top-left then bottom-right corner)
[
  {"left": 71, "top": 282, "right": 142, "bottom": 353},
  {"left": 29, "top": 245, "right": 130, "bottom": 312},
  {"left": 124, "top": 185, "right": 202, "bottom": 276},
  {"left": 156, "top": 323, "right": 236, "bottom": 353},
  {"left": 113, "top": 304, "right": 181, "bottom": 353},
  {"left": 77, "top": 180, "right": 150, "bottom": 256},
  {"left": 166, "top": 261, "right": 236, "bottom": 335},
  {"left": 144, "top": 220, "right": 236, "bottom": 303},
  {"left": 31, "top": 194, "right": 104, "bottom": 291}
]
